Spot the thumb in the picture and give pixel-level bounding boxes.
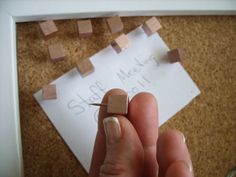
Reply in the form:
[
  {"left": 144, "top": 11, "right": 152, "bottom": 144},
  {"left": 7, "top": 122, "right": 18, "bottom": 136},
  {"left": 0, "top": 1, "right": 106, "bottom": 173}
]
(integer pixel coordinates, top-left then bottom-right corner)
[{"left": 99, "top": 116, "right": 144, "bottom": 177}]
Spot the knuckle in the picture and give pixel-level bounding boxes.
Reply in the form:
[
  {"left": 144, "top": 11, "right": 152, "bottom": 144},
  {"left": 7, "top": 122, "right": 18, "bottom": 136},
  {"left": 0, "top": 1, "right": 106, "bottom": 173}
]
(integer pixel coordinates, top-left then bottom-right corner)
[{"left": 99, "top": 162, "right": 128, "bottom": 177}]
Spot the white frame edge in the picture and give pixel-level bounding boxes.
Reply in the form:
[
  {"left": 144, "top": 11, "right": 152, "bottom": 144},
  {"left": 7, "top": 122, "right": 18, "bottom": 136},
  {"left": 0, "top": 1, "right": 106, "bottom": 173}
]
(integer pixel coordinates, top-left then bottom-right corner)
[{"left": 0, "top": 1, "right": 235, "bottom": 177}]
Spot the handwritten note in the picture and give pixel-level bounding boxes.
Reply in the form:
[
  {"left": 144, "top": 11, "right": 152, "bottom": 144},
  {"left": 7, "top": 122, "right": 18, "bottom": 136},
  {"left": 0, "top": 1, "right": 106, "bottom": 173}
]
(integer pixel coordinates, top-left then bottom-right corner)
[{"left": 34, "top": 26, "right": 200, "bottom": 172}]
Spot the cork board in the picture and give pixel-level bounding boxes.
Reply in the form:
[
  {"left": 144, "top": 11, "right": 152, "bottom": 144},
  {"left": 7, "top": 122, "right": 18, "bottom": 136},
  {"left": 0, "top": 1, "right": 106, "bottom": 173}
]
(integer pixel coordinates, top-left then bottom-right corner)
[{"left": 17, "top": 16, "right": 236, "bottom": 177}]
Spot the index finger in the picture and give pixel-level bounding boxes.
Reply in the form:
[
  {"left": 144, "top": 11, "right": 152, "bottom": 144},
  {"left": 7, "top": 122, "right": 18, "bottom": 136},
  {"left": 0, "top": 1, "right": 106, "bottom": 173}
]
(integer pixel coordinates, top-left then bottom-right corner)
[
  {"left": 128, "top": 92, "right": 159, "bottom": 177},
  {"left": 89, "top": 89, "right": 126, "bottom": 177}
]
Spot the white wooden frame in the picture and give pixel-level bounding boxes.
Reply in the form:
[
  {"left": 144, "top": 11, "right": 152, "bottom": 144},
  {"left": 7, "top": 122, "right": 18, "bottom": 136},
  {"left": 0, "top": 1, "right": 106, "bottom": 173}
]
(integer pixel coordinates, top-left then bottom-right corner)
[{"left": 0, "top": 1, "right": 235, "bottom": 177}]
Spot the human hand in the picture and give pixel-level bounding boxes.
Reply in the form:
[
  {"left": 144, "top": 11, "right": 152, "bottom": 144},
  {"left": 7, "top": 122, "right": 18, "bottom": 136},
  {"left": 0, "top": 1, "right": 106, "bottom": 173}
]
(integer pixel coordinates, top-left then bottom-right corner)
[{"left": 89, "top": 89, "right": 193, "bottom": 177}]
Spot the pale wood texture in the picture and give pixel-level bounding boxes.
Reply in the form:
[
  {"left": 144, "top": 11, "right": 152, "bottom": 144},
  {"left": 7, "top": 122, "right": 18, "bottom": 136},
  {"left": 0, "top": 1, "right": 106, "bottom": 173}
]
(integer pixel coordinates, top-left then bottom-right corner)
[
  {"left": 107, "top": 16, "right": 124, "bottom": 34},
  {"left": 48, "top": 43, "right": 65, "bottom": 61},
  {"left": 107, "top": 95, "right": 128, "bottom": 114},
  {"left": 167, "top": 48, "right": 184, "bottom": 63},
  {"left": 111, "top": 34, "right": 129, "bottom": 53},
  {"left": 76, "top": 59, "right": 94, "bottom": 77},
  {"left": 142, "top": 17, "right": 162, "bottom": 36},
  {"left": 42, "top": 84, "right": 57, "bottom": 100},
  {"left": 39, "top": 20, "right": 58, "bottom": 38},
  {"left": 77, "top": 20, "right": 93, "bottom": 37}
]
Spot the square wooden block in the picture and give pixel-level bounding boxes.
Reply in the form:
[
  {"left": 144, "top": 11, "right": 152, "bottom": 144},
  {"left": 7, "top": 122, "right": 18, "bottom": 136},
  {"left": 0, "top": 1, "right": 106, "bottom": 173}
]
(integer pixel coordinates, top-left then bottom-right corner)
[
  {"left": 48, "top": 43, "right": 65, "bottom": 61},
  {"left": 42, "top": 84, "right": 57, "bottom": 100},
  {"left": 142, "top": 17, "right": 162, "bottom": 36},
  {"left": 77, "top": 20, "right": 93, "bottom": 37},
  {"left": 107, "top": 94, "right": 129, "bottom": 115},
  {"left": 76, "top": 59, "right": 95, "bottom": 77},
  {"left": 107, "top": 16, "right": 124, "bottom": 34},
  {"left": 111, "top": 34, "right": 129, "bottom": 54},
  {"left": 167, "top": 48, "right": 184, "bottom": 63},
  {"left": 39, "top": 20, "right": 58, "bottom": 38}
]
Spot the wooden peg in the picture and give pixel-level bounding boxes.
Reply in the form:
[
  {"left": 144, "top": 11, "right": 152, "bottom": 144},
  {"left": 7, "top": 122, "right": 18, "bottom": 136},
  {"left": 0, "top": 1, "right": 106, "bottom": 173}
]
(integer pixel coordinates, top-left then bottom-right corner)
[
  {"left": 39, "top": 20, "right": 58, "bottom": 39},
  {"left": 107, "top": 16, "right": 124, "bottom": 34},
  {"left": 77, "top": 20, "right": 93, "bottom": 37},
  {"left": 90, "top": 94, "right": 129, "bottom": 115},
  {"left": 167, "top": 48, "right": 184, "bottom": 63},
  {"left": 48, "top": 43, "right": 65, "bottom": 62},
  {"left": 42, "top": 84, "right": 57, "bottom": 100},
  {"left": 142, "top": 17, "right": 162, "bottom": 36},
  {"left": 111, "top": 34, "right": 129, "bottom": 54},
  {"left": 107, "top": 95, "right": 129, "bottom": 115},
  {"left": 76, "top": 58, "right": 94, "bottom": 77}
]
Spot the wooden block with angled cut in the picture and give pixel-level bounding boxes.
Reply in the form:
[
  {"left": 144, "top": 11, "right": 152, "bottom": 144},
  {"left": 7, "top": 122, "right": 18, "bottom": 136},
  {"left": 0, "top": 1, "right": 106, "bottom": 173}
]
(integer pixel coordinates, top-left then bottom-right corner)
[
  {"left": 167, "top": 48, "right": 184, "bottom": 63},
  {"left": 39, "top": 20, "right": 58, "bottom": 38},
  {"left": 107, "top": 94, "right": 129, "bottom": 115},
  {"left": 142, "top": 17, "right": 162, "bottom": 36},
  {"left": 76, "top": 58, "right": 95, "bottom": 77},
  {"left": 107, "top": 16, "right": 124, "bottom": 34},
  {"left": 48, "top": 43, "right": 65, "bottom": 62},
  {"left": 42, "top": 84, "right": 57, "bottom": 100},
  {"left": 77, "top": 20, "right": 93, "bottom": 37},
  {"left": 111, "top": 34, "right": 129, "bottom": 54}
]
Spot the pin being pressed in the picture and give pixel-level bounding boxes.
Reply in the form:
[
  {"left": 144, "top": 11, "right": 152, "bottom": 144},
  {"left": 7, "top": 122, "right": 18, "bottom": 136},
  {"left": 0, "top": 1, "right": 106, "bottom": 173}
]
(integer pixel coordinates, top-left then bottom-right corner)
[{"left": 90, "top": 94, "right": 129, "bottom": 115}]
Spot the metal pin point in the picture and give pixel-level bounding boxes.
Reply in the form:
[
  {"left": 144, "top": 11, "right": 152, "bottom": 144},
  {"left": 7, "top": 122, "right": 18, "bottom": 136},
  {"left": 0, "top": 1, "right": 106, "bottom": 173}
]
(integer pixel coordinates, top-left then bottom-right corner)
[{"left": 89, "top": 103, "right": 108, "bottom": 107}]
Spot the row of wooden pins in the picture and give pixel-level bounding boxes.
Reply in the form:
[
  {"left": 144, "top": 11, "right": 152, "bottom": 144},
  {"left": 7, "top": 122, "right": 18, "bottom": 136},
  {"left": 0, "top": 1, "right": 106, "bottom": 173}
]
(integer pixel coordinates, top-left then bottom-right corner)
[{"left": 41, "top": 16, "right": 184, "bottom": 100}]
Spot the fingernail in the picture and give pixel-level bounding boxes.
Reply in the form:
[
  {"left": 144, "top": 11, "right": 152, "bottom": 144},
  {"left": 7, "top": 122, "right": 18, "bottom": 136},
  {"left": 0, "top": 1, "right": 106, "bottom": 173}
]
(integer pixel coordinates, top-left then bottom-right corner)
[
  {"left": 181, "top": 160, "right": 192, "bottom": 173},
  {"left": 182, "top": 133, "right": 186, "bottom": 143},
  {"left": 180, "top": 132, "right": 186, "bottom": 143},
  {"left": 189, "top": 162, "right": 193, "bottom": 174},
  {"left": 103, "top": 117, "right": 121, "bottom": 144}
]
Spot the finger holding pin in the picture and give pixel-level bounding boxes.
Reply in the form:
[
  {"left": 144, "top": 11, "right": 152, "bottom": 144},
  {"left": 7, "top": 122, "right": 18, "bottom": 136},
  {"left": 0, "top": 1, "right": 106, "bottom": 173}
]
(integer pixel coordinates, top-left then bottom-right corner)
[{"left": 90, "top": 94, "right": 129, "bottom": 115}]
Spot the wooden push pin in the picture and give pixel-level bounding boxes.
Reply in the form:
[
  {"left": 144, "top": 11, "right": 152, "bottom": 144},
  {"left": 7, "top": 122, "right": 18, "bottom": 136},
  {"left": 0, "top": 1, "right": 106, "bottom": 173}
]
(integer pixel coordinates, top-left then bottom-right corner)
[
  {"left": 107, "top": 95, "right": 129, "bottom": 114},
  {"left": 76, "top": 58, "right": 95, "bottom": 77},
  {"left": 111, "top": 34, "right": 129, "bottom": 54},
  {"left": 48, "top": 43, "right": 66, "bottom": 62},
  {"left": 107, "top": 16, "right": 124, "bottom": 34},
  {"left": 77, "top": 19, "right": 93, "bottom": 37},
  {"left": 90, "top": 94, "right": 129, "bottom": 115},
  {"left": 39, "top": 20, "right": 58, "bottom": 39},
  {"left": 167, "top": 48, "right": 184, "bottom": 63},
  {"left": 142, "top": 17, "right": 162, "bottom": 36},
  {"left": 42, "top": 84, "right": 57, "bottom": 100}
]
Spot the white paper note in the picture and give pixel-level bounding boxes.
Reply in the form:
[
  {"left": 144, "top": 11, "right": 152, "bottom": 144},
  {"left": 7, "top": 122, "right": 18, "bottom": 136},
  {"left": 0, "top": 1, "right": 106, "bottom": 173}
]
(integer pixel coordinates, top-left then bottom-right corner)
[{"left": 34, "top": 26, "right": 200, "bottom": 172}]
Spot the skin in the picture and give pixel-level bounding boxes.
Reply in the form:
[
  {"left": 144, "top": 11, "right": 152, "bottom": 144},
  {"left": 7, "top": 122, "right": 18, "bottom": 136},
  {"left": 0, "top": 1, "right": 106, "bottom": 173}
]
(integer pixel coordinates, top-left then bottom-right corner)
[{"left": 89, "top": 89, "right": 193, "bottom": 177}]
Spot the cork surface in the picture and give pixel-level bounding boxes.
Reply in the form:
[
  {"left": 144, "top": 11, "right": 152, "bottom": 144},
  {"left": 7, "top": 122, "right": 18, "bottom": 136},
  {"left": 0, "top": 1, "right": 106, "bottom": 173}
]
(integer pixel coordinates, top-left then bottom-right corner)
[{"left": 17, "top": 16, "right": 236, "bottom": 177}]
